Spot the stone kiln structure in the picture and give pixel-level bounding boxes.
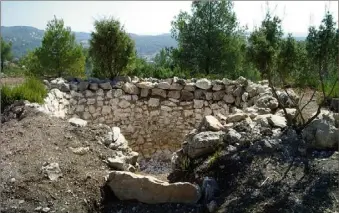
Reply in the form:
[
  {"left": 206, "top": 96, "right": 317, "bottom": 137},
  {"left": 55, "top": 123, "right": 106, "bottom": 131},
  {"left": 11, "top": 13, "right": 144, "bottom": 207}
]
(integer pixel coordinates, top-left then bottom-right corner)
[{"left": 45, "top": 76, "right": 283, "bottom": 159}]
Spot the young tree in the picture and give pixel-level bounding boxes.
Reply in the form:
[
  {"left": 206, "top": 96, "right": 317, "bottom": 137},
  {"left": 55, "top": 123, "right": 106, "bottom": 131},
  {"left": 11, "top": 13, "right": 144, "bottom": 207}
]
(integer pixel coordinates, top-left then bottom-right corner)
[
  {"left": 266, "top": 10, "right": 338, "bottom": 131},
  {"left": 36, "top": 16, "right": 85, "bottom": 78},
  {"left": 247, "top": 12, "right": 283, "bottom": 81},
  {"left": 89, "top": 17, "right": 135, "bottom": 79},
  {"left": 1, "top": 37, "right": 13, "bottom": 71},
  {"left": 171, "top": 0, "right": 246, "bottom": 78}
]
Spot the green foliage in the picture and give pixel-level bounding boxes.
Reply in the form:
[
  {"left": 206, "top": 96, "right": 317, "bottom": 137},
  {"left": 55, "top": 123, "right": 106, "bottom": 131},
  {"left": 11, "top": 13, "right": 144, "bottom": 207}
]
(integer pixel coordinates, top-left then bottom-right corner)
[
  {"left": 247, "top": 11, "right": 283, "bottom": 81},
  {"left": 127, "top": 56, "right": 190, "bottom": 79},
  {"left": 1, "top": 77, "right": 47, "bottom": 112},
  {"left": 178, "top": 155, "right": 191, "bottom": 171},
  {"left": 306, "top": 12, "right": 338, "bottom": 87},
  {"left": 171, "top": 0, "right": 247, "bottom": 77},
  {"left": 1, "top": 26, "right": 178, "bottom": 59},
  {"left": 20, "top": 50, "right": 44, "bottom": 77},
  {"left": 1, "top": 37, "right": 13, "bottom": 71},
  {"left": 208, "top": 148, "right": 222, "bottom": 167},
  {"left": 35, "top": 16, "right": 85, "bottom": 78},
  {"left": 89, "top": 17, "right": 135, "bottom": 79}
]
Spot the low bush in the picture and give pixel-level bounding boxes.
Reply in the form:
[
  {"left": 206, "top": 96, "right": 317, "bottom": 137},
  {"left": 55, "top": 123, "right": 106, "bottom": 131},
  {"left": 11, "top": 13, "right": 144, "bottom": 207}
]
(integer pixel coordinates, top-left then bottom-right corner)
[{"left": 1, "top": 77, "right": 47, "bottom": 112}]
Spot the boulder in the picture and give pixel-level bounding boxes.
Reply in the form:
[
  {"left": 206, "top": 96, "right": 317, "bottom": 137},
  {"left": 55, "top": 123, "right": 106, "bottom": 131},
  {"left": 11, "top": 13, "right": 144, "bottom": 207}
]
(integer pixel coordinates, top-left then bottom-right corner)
[
  {"left": 223, "top": 94, "right": 235, "bottom": 104},
  {"left": 180, "top": 90, "right": 194, "bottom": 101},
  {"left": 107, "top": 157, "right": 125, "bottom": 170},
  {"left": 99, "top": 82, "right": 112, "bottom": 90},
  {"left": 267, "top": 115, "right": 287, "bottom": 128},
  {"left": 168, "top": 91, "right": 181, "bottom": 99},
  {"left": 213, "top": 91, "right": 225, "bottom": 101},
  {"left": 69, "top": 147, "right": 90, "bottom": 155},
  {"left": 196, "top": 78, "right": 212, "bottom": 90},
  {"left": 227, "top": 113, "right": 248, "bottom": 123},
  {"left": 107, "top": 171, "right": 201, "bottom": 204},
  {"left": 277, "top": 89, "right": 299, "bottom": 108},
  {"left": 187, "top": 131, "right": 224, "bottom": 158},
  {"left": 200, "top": 115, "right": 223, "bottom": 131},
  {"left": 253, "top": 114, "right": 271, "bottom": 128},
  {"left": 246, "top": 82, "right": 259, "bottom": 97},
  {"left": 184, "top": 83, "right": 196, "bottom": 91},
  {"left": 68, "top": 117, "right": 87, "bottom": 127},
  {"left": 152, "top": 88, "right": 167, "bottom": 98},
  {"left": 255, "top": 95, "right": 279, "bottom": 110},
  {"left": 302, "top": 117, "right": 339, "bottom": 150},
  {"left": 137, "top": 82, "right": 155, "bottom": 89},
  {"left": 41, "top": 162, "right": 62, "bottom": 181},
  {"left": 140, "top": 88, "right": 150, "bottom": 97},
  {"left": 170, "top": 83, "right": 184, "bottom": 90},
  {"left": 78, "top": 81, "right": 89, "bottom": 91},
  {"left": 158, "top": 82, "right": 171, "bottom": 90},
  {"left": 89, "top": 83, "right": 99, "bottom": 91},
  {"left": 122, "top": 82, "right": 139, "bottom": 95},
  {"left": 109, "top": 133, "right": 128, "bottom": 150},
  {"left": 224, "top": 128, "right": 242, "bottom": 144}
]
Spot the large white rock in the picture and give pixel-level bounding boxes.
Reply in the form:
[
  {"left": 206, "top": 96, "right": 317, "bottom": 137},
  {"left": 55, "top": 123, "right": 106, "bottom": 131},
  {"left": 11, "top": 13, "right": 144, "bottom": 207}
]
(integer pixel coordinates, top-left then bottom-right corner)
[
  {"left": 201, "top": 115, "right": 224, "bottom": 131},
  {"left": 302, "top": 118, "right": 339, "bottom": 150},
  {"left": 136, "top": 82, "right": 155, "bottom": 89},
  {"left": 255, "top": 95, "right": 279, "bottom": 110},
  {"left": 122, "top": 82, "right": 139, "bottom": 94},
  {"left": 253, "top": 114, "right": 271, "bottom": 127},
  {"left": 277, "top": 89, "right": 299, "bottom": 107},
  {"left": 41, "top": 162, "right": 62, "bottom": 181},
  {"left": 227, "top": 113, "right": 248, "bottom": 123},
  {"left": 267, "top": 115, "right": 287, "bottom": 128},
  {"left": 68, "top": 117, "right": 87, "bottom": 127},
  {"left": 157, "top": 82, "right": 171, "bottom": 90},
  {"left": 196, "top": 78, "right": 212, "bottom": 90},
  {"left": 107, "top": 171, "right": 201, "bottom": 204},
  {"left": 223, "top": 94, "right": 235, "bottom": 104},
  {"left": 302, "top": 110, "right": 339, "bottom": 149},
  {"left": 187, "top": 131, "right": 224, "bottom": 158}
]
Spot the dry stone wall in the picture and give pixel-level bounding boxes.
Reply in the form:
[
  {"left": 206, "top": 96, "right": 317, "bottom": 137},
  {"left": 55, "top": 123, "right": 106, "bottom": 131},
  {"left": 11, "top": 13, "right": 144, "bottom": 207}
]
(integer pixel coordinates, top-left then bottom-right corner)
[{"left": 45, "top": 76, "right": 286, "bottom": 159}]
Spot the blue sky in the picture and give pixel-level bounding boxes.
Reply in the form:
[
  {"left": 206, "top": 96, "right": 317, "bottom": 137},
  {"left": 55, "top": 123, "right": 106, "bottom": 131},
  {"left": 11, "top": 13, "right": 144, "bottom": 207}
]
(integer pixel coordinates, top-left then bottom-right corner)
[{"left": 1, "top": 1, "right": 338, "bottom": 36}]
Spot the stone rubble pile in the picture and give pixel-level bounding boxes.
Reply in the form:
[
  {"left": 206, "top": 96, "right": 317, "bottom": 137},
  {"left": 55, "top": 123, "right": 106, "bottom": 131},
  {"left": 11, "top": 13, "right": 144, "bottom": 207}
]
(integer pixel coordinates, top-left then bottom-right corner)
[{"left": 172, "top": 108, "right": 339, "bottom": 171}]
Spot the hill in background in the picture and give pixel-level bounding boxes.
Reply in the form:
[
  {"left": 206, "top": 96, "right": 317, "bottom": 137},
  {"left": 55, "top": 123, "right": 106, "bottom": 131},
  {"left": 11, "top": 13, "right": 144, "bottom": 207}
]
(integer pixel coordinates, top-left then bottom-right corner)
[
  {"left": 1, "top": 26, "right": 177, "bottom": 60},
  {"left": 1, "top": 26, "right": 306, "bottom": 60}
]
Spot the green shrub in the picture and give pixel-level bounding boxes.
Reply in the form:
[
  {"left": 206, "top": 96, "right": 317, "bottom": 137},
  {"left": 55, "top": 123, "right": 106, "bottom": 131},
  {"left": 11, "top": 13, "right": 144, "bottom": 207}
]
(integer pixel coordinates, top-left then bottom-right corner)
[{"left": 1, "top": 77, "right": 47, "bottom": 112}]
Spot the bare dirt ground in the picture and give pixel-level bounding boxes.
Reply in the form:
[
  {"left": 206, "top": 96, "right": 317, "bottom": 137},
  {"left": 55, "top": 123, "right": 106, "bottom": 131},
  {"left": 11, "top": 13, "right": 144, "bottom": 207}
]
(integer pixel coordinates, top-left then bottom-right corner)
[
  {"left": 0, "top": 107, "right": 116, "bottom": 213},
  {"left": 0, "top": 105, "right": 201, "bottom": 213}
]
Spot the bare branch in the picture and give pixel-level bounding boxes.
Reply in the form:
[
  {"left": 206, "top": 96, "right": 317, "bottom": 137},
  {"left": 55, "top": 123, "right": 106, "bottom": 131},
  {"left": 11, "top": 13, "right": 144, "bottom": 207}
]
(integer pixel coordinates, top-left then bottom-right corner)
[
  {"left": 299, "top": 77, "right": 338, "bottom": 130},
  {"left": 293, "top": 89, "right": 317, "bottom": 123}
]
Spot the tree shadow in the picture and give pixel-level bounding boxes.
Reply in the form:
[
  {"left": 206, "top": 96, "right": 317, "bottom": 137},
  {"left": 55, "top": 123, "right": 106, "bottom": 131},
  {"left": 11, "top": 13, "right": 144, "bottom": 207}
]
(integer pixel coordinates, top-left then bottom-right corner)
[{"left": 171, "top": 134, "right": 339, "bottom": 213}]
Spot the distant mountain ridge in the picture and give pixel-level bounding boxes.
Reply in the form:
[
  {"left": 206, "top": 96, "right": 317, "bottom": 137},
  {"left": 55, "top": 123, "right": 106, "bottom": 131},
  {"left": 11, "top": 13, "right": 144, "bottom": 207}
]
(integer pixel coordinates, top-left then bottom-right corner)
[
  {"left": 1, "top": 26, "right": 177, "bottom": 59},
  {"left": 1, "top": 26, "right": 306, "bottom": 60}
]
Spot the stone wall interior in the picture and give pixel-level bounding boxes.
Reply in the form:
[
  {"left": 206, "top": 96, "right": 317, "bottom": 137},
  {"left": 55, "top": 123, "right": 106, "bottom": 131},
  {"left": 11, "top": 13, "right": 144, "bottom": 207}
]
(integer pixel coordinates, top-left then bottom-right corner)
[{"left": 45, "top": 76, "right": 288, "bottom": 159}]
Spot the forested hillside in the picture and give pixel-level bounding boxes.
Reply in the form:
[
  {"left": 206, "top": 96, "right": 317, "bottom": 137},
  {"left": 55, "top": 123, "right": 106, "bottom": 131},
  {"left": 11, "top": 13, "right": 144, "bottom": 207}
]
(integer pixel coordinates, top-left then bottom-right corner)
[{"left": 1, "top": 26, "right": 177, "bottom": 59}]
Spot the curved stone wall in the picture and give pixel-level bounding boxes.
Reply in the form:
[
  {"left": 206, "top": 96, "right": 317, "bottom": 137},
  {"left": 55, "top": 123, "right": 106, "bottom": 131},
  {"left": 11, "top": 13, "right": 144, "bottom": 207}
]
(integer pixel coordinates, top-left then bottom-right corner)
[{"left": 45, "top": 76, "right": 280, "bottom": 159}]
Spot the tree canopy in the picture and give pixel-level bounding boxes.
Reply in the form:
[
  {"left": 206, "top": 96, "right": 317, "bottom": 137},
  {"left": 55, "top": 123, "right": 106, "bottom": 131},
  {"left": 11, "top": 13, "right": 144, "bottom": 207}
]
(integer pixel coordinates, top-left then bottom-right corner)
[
  {"left": 89, "top": 17, "right": 135, "bottom": 79},
  {"left": 34, "top": 16, "right": 85, "bottom": 78},
  {"left": 171, "top": 0, "right": 247, "bottom": 78},
  {"left": 1, "top": 37, "right": 13, "bottom": 70}
]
